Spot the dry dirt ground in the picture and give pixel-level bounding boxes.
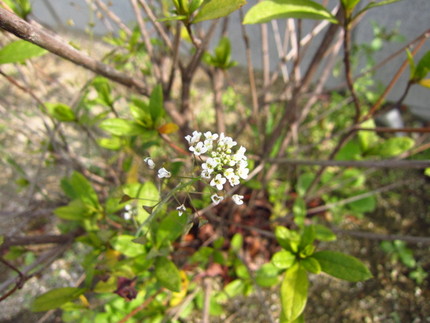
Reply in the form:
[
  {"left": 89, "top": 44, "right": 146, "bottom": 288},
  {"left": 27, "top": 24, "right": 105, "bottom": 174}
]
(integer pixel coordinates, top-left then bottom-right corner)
[{"left": 0, "top": 36, "right": 430, "bottom": 322}]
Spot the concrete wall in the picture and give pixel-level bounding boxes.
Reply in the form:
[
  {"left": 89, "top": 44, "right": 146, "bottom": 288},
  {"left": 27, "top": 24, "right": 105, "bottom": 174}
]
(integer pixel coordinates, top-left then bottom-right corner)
[{"left": 30, "top": 0, "right": 430, "bottom": 115}]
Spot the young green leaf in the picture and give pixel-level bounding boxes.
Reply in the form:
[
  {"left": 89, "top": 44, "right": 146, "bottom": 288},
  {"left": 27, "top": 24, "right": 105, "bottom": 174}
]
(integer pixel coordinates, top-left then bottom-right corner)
[
  {"left": 275, "top": 226, "right": 299, "bottom": 252},
  {"left": 313, "top": 250, "right": 373, "bottom": 282},
  {"left": 0, "top": 40, "right": 46, "bottom": 64},
  {"left": 148, "top": 84, "right": 165, "bottom": 124},
  {"left": 154, "top": 256, "right": 182, "bottom": 292},
  {"left": 347, "top": 194, "right": 376, "bottom": 213},
  {"left": 293, "top": 197, "right": 307, "bottom": 228},
  {"left": 243, "top": 0, "right": 339, "bottom": 25},
  {"left": 272, "top": 250, "right": 297, "bottom": 269},
  {"left": 111, "top": 235, "right": 146, "bottom": 257},
  {"left": 299, "top": 225, "right": 315, "bottom": 251},
  {"left": 413, "top": 50, "right": 430, "bottom": 81},
  {"left": 60, "top": 172, "right": 99, "bottom": 208},
  {"left": 99, "top": 118, "right": 146, "bottom": 136},
  {"left": 280, "top": 263, "right": 309, "bottom": 322},
  {"left": 156, "top": 211, "right": 189, "bottom": 247},
  {"left": 31, "top": 287, "right": 86, "bottom": 312},
  {"left": 45, "top": 103, "right": 76, "bottom": 122},
  {"left": 300, "top": 256, "right": 321, "bottom": 274},
  {"left": 193, "top": 0, "right": 246, "bottom": 23},
  {"left": 366, "top": 137, "right": 414, "bottom": 158},
  {"left": 341, "top": 0, "right": 361, "bottom": 11},
  {"left": 231, "top": 233, "right": 243, "bottom": 252},
  {"left": 255, "top": 263, "right": 281, "bottom": 287},
  {"left": 54, "top": 199, "right": 90, "bottom": 221},
  {"left": 314, "top": 224, "right": 337, "bottom": 242},
  {"left": 3, "top": 0, "right": 32, "bottom": 18}
]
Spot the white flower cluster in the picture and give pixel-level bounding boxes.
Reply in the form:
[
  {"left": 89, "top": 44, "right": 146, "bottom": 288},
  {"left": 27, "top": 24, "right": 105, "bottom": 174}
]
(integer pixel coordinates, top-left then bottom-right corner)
[{"left": 186, "top": 131, "right": 249, "bottom": 205}]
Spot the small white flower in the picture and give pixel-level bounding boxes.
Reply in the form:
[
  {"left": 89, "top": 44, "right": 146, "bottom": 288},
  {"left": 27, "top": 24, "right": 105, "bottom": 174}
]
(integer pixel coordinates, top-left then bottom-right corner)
[
  {"left": 158, "top": 167, "right": 171, "bottom": 179},
  {"left": 176, "top": 204, "right": 186, "bottom": 216},
  {"left": 211, "top": 194, "right": 224, "bottom": 205},
  {"left": 228, "top": 174, "right": 240, "bottom": 186},
  {"left": 123, "top": 211, "right": 132, "bottom": 220},
  {"left": 204, "top": 131, "right": 219, "bottom": 141},
  {"left": 237, "top": 166, "right": 249, "bottom": 180},
  {"left": 210, "top": 174, "right": 227, "bottom": 190},
  {"left": 189, "top": 141, "right": 208, "bottom": 156},
  {"left": 232, "top": 194, "right": 244, "bottom": 205},
  {"left": 185, "top": 131, "right": 202, "bottom": 145},
  {"left": 201, "top": 169, "right": 212, "bottom": 179},
  {"left": 144, "top": 157, "right": 155, "bottom": 169}
]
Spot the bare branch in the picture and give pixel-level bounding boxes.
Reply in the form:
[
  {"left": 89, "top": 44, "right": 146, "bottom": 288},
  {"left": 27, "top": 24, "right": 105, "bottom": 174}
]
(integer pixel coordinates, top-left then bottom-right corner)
[
  {"left": 267, "top": 158, "right": 430, "bottom": 169},
  {"left": 0, "top": 7, "right": 148, "bottom": 95}
]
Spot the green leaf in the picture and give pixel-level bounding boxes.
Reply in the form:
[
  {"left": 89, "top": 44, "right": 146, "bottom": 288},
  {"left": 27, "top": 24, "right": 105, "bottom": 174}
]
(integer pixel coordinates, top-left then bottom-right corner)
[
  {"left": 45, "top": 103, "right": 76, "bottom": 122},
  {"left": 111, "top": 235, "right": 146, "bottom": 257},
  {"left": 60, "top": 172, "right": 99, "bottom": 208},
  {"left": 230, "top": 233, "right": 243, "bottom": 252},
  {"left": 54, "top": 199, "right": 89, "bottom": 221},
  {"left": 122, "top": 182, "right": 160, "bottom": 224},
  {"left": 97, "top": 136, "right": 124, "bottom": 150},
  {"left": 313, "top": 250, "right": 373, "bottom": 282},
  {"left": 156, "top": 211, "right": 189, "bottom": 247},
  {"left": 193, "top": 0, "right": 246, "bottom": 23},
  {"left": 275, "top": 226, "right": 300, "bottom": 252},
  {"left": 341, "top": 0, "right": 361, "bottom": 11},
  {"left": 272, "top": 250, "right": 296, "bottom": 269},
  {"left": 299, "top": 225, "right": 315, "bottom": 250},
  {"left": 293, "top": 197, "right": 307, "bottom": 228},
  {"left": 31, "top": 287, "right": 86, "bottom": 312},
  {"left": 0, "top": 40, "right": 46, "bottom": 64},
  {"left": 3, "top": 0, "right": 32, "bottom": 18},
  {"left": 347, "top": 194, "right": 376, "bottom": 213},
  {"left": 0, "top": 235, "right": 4, "bottom": 246},
  {"left": 280, "top": 263, "right": 309, "bottom": 322},
  {"left": 314, "top": 224, "right": 337, "bottom": 242},
  {"left": 413, "top": 50, "right": 430, "bottom": 81},
  {"left": 148, "top": 85, "right": 164, "bottom": 124},
  {"left": 154, "top": 256, "right": 181, "bottom": 292},
  {"left": 296, "top": 173, "right": 315, "bottom": 197},
  {"left": 255, "top": 263, "right": 280, "bottom": 287},
  {"left": 366, "top": 137, "right": 414, "bottom": 158},
  {"left": 335, "top": 138, "right": 362, "bottom": 160},
  {"left": 357, "top": 119, "right": 379, "bottom": 152},
  {"left": 99, "top": 118, "right": 146, "bottom": 136},
  {"left": 243, "top": 0, "right": 338, "bottom": 25},
  {"left": 300, "top": 256, "right": 321, "bottom": 274}
]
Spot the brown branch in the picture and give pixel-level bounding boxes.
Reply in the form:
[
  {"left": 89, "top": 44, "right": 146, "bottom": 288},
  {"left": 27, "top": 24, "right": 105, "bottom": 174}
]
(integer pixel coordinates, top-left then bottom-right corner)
[
  {"left": 0, "top": 7, "right": 148, "bottom": 95},
  {"left": 0, "top": 229, "right": 84, "bottom": 250},
  {"left": 333, "top": 229, "right": 430, "bottom": 245},
  {"left": 267, "top": 159, "right": 430, "bottom": 169},
  {"left": 356, "top": 127, "right": 430, "bottom": 134},
  {"left": 342, "top": 10, "right": 361, "bottom": 123},
  {"left": 0, "top": 257, "right": 26, "bottom": 302}
]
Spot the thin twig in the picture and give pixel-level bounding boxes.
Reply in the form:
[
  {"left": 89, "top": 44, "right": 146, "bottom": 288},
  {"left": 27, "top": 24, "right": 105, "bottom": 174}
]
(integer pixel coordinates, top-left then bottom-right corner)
[
  {"left": 266, "top": 159, "right": 430, "bottom": 169},
  {"left": 202, "top": 277, "right": 211, "bottom": 323},
  {"left": 341, "top": 7, "right": 361, "bottom": 123},
  {"left": 137, "top": 0, "right": 173, "bottom": 50},
  {"left": 239, "top": 8, "right": 259, "bottom": 118},
  {"left": 94, "top": 0, "right": 132, "bottom": 36}
]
